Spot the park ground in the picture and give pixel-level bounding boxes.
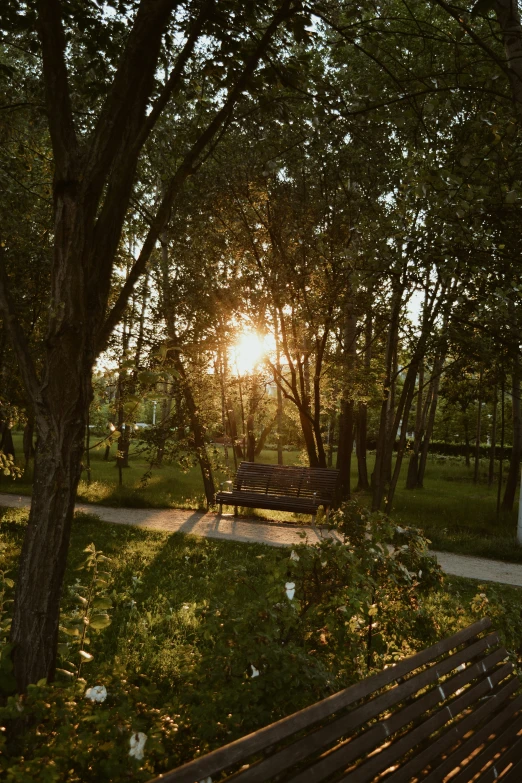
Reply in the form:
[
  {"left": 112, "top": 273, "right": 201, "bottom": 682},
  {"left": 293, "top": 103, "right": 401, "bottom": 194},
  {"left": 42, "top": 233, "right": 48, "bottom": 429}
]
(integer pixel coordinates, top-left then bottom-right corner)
[
  {"left": 3, "top": 431, "right": 522, "bottom": 563},
  {"left": 2, "top": 435, "right": 522, "bottom": 780}
]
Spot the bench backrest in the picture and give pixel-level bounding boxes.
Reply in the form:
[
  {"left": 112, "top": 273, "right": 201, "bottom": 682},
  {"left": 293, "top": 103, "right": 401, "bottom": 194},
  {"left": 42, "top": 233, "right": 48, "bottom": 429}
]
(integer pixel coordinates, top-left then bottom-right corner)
[
  {"left": 148, "top": 618, "right": 522, "bottom": 782},
  {"left": 234, "top": 462, "right": 339, "bottom": 502}
]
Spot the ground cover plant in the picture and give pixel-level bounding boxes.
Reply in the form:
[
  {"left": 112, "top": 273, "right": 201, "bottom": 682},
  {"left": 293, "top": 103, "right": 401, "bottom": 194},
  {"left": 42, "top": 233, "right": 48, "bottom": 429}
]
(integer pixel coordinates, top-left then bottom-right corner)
[
  {"left": 3, "top": 432, "right": 521, "bottom": 563},
  {"left": 1, "top": 503, "right": 522, "bottom": 782}
]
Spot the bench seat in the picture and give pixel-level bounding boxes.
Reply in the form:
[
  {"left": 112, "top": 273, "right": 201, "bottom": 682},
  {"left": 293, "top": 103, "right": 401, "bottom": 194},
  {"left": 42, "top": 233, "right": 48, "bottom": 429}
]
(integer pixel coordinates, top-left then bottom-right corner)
[{"left": 215, "top": 462, "right": 340, "bottom": 522}]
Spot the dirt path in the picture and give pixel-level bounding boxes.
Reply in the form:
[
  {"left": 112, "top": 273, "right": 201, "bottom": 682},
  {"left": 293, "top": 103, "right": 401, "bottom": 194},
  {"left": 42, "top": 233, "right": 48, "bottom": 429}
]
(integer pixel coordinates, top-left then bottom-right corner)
[{"left": 2, "top": 493, "right": 522, "bottom": 588}]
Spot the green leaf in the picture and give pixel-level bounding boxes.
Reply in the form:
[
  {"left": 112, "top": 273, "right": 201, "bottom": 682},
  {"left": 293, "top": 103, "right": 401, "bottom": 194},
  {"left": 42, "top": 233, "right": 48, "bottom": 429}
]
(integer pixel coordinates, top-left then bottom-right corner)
[
  {"left": 79, "top": 650, "right": 94, "bottom": 662},
  {"left": 505, "top": 190, "right": 517, "bottom": 204},
  {"left": 56, "top": 668, "right": 75, "bottom": 681},
  {"left": 92, "top": 597, "right": 112, "bottom": 610},
  {"left": 90, "top": 613, "right": 111, "bottom": 630}
]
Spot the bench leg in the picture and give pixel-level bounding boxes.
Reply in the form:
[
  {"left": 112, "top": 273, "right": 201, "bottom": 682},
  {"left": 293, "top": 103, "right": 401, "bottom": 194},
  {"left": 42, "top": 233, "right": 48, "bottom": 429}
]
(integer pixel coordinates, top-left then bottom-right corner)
[
  {"left": 219, "top": 502, "right": 222, "bottom": 515},
  {"left": 325, "top": 507, "right": 330, "bottom": 525},
  {"left": 234, "top": 506, "right": 238, "bottom": 517}
]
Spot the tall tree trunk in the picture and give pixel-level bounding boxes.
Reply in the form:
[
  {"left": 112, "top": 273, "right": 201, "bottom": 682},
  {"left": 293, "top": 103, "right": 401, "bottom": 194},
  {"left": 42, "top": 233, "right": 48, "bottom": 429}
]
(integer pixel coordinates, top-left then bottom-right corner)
[
  {"left": 473, "top": 367, "right": 483, "bottom": 484},
  {"left": 406, "top": 363, "right": 427, "bottom": 489},
  {"left": 489, "top": 384, "right": 498, "bottom": 486},
  {"left": 385, "top": 362, "right": 419, "bottom": 511},
  {"left": 372, "top": 285, "right": 403, "bottom": 510},
  {"left": 337, "top": 295, "right": 357, "bottom": 498},
  {"left": 417, "top": 365, "right": 443, "bottom": 488},
  {"left": 23, "top": 412, "right": 35, "bottom": 469},
  {"left": 464, "top": 418, "right": 471, "bottom": 468},
  {"left": 356, "top": 311, "right": 372, "bottom": 490},
  {"left": 11, "top": 365, "right": 92, "bottom": 688},
  {"left": 502, "top": 357, "right": 522, "bottom": 511}
]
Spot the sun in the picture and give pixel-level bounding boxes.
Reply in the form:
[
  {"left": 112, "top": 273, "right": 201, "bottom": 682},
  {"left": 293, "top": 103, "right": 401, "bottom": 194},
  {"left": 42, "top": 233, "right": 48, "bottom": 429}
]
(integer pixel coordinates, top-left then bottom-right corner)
[{"left": 232, "top": 331, "right": 265, "bottom": 375}]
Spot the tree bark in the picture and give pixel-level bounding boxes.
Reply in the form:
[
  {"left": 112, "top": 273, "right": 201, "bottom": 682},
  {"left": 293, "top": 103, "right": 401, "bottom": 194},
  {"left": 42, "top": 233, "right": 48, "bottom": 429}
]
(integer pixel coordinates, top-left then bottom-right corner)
[
  {"left": 489, "top": 384, "right": 498, "bottom": 486},
  {"left": 501, "top": 357, "right": 522, "bottom": 510},
  {"left": 11, "top": 370, "right": 92, "bottom": 688},
  {"left": 473, "top": 367, "right": 483, "bottom": 484},
  {"left": 336, "top": 296, "right": 357, "bottom": 499}
]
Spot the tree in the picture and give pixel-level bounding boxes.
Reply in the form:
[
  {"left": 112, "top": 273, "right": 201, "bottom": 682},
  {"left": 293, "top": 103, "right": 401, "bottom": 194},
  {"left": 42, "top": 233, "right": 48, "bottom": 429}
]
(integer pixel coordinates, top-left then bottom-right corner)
[{"left": 0, "top": 0, "right": 303, "bottom": 691}]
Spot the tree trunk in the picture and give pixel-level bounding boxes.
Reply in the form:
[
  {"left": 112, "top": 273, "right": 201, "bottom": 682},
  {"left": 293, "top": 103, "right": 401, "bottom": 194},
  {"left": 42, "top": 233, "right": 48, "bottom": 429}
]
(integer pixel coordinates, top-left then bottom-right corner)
[
  {"left": 255, "top": 414, "right": 277, "bottom": 457},
  {"left": 23, "top": 413, "right": 35, "bottom": 468},
  {"left": 372, "top": 285, "right": 402, "bottom": 510},
  {"left": 502, "top": 357, "right": 521, "bottom": 511},
  {"left": 336, "top": 295, "right": 357, "bottom": 498},
  {"left": 473, "top": 367, "right": 483, "bottom": 484},
  {"left": 464, "top": 418, "right": 471, "bottom": 468},
  {"left": 356, "top": 311, "right": 372, "bottom": 490},
  {"left": 11, "top": 371, "right": 91, "bottom": 689},
  {"left": 489, "top": 385, "right": 498, "bottom": 486},
  {"left": 406, "top": 363, "right": 426, "bottom": 490},
  {"left": 417, "top": 367, "right": 442, "bottom": 488},
  {"left": 301, "top": 411, "right": 319, "bottom": 467}
]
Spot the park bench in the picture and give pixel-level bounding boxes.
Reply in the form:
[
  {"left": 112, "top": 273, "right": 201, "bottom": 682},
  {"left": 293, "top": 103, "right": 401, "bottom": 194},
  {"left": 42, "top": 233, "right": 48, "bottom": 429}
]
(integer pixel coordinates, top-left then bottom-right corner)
[
  {"left": 150, "top": 618, "right": 522, "bottom": 782},
  {"left": 215, "top": 462, "right": 340, "bottom": 524}
]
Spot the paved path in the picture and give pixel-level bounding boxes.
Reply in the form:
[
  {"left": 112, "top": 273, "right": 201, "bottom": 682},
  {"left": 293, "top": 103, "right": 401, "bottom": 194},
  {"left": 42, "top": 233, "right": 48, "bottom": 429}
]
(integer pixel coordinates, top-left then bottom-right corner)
[{"left": 2, "top": 493, "right": 522, "bottom": 588}]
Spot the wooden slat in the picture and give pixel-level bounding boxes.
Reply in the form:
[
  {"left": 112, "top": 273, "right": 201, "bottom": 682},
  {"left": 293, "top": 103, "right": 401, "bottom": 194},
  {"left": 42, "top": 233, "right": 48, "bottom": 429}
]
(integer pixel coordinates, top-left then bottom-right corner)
[
  {"left": 446, "top": 702, "right": 522, "bottom": 782},
  {"left": 291, "top": 655, "right": 511, "bottom": 783},
  {"left": 148, "top": 620, "right": 492, "bottom": 783},
  {"left": 500, "top": 740, "right": 522, "bottom": 782},
  {"left": 421, "top": 691, "right": 522, "bottom": 781},
  {"left": 232, "top": 636, "right": 502, "bottom": 783},
  {"left": 381, "top": 671, "right": 519, "bottom": 783}
]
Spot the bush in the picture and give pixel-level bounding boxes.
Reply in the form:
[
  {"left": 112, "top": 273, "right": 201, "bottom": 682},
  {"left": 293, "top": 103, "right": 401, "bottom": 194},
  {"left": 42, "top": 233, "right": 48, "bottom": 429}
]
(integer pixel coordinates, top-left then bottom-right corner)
[{"left": 0, "top": 502, "right": 449, "bottom": 781}]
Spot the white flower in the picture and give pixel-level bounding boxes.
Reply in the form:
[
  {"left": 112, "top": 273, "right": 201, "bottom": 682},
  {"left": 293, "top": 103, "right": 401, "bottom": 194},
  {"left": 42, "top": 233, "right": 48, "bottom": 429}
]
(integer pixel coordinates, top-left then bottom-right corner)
[
  {"left": 84, "top": 685, "right": 107, "bottom": 703},
  {"left": 290, "top": 550, "right": 299, "bottom": 561},
  {"left": 285, "top": 582, "right": 295, "bottom": 600},
  {"left": 250, "top": 665, "right": 259, "bottom": 678},
  {"left": 418, "top": 570, "right": 422, "bottom": 578},
  {"left": 129, "top": 732, "right": 147, "bottom": 760},
  {"left": 182, "top": 604, "right": 190, "bottom": 610}
]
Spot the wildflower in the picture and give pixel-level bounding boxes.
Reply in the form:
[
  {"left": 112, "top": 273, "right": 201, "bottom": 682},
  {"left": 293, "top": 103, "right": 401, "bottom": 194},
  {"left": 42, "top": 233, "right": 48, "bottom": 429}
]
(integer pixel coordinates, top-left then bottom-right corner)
[
  {"left": 290, "top": 550, "right": 299, "bottom": 561},
  {"left": 85, "top": 685, "right": 107, "bottom": 703},
  {"left": 250, "top": 665, "right": 259, "bottom": 678},
  {"left": 285, "top": 582, "right": 295, "bottom": 600},
  {"left": 129, "top": 731, "right": 147, "bottom": 760}
]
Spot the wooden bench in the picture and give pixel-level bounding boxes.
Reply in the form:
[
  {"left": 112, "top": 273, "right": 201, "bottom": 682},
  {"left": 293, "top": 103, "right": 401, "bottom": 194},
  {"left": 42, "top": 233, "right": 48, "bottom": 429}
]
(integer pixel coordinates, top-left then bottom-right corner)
[
  {"left": 149, "top": 618, "right": 522, "bottom": 782},
  {"left": 215, "top": 462, "right": 340, "bottom": 524}
]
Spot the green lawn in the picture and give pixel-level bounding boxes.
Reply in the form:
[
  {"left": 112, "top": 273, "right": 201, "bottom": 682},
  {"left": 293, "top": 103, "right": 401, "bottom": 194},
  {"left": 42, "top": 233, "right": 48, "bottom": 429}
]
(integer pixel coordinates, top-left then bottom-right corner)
[
  {"left": 3, "top": 431, "right": 522, "bottom": 561},
  {"left": 1, "top": 506, "right": 522, "bottom": 782}
]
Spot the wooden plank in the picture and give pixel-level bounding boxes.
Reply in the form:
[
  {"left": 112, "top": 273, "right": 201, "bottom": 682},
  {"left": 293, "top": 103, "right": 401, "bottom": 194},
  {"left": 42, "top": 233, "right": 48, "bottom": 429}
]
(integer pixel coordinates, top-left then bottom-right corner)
[
  {"left": 500, "top": 740, "right": 522, "bottom": 782},
  {"left": 445, "top": 702, "right": 522, "bottom": 782},
  {"left": 149, "top": 620, "right": 492, "bottom": 783},
  {"left": 289, "top": 654, "right": 511, "bottom": 783},
  {"left": 330, "top": 662, "right": 514, "bottom": 783},
  {"left": 421, "top": 691, "right": 522, "bottom": 781},
  {"left": 232, "top": 638, "right": 503, "bottom": 783},
  {"left": 384, "top": 674, "right": 520, "bottom": 783}
]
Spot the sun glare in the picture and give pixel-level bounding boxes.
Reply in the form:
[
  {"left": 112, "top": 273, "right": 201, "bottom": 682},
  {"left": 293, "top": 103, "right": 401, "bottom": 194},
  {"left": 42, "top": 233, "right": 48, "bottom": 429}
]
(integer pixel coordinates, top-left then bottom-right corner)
[{"left": 232, "top": 332, "right": 265, "bottom": 375}]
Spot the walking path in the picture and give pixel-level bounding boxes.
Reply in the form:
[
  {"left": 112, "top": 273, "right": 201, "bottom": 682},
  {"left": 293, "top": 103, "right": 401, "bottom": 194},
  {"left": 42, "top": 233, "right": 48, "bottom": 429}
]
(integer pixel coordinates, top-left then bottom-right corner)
[{"left": 2, "top": 493, "right": 522, "bottom": 588}]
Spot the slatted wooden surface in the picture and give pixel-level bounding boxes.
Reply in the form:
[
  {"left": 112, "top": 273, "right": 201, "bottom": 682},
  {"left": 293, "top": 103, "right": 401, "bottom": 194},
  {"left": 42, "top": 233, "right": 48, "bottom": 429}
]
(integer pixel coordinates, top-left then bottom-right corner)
[
  {"left": 148, "top": 618, "right": 522, "bottom": 783},
  {"left": 215, "top": 462, "right": 340, "bottom": 513}
]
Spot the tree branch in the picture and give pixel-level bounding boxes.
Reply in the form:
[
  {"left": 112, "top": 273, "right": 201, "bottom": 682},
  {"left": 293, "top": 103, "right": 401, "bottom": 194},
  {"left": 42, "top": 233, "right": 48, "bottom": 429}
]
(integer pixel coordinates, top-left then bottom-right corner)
[
  {"left": 97, "top": 0, "right": 299, "bottom": 352},
  {"left": 36, "top": 0, "right": 78, "bottom": 175}
]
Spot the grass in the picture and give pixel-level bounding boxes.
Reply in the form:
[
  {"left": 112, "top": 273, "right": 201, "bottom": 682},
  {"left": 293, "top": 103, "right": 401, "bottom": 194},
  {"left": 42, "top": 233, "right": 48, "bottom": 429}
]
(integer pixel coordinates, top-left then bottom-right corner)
[
  {"left": 3, "top": 431, "right": 522, "bottom": 562},
  {"left": 2, "top": 505, "right": 522, "bottom": 781}
]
